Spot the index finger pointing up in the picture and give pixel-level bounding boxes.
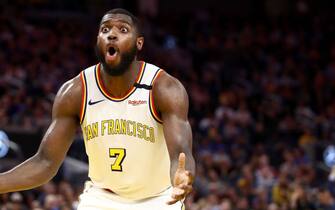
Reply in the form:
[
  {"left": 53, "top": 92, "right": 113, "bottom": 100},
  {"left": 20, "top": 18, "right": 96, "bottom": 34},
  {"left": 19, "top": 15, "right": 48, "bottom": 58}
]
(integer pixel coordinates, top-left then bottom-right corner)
[{"left": 178, "top": 153, "right": 186, "bottom": 170}]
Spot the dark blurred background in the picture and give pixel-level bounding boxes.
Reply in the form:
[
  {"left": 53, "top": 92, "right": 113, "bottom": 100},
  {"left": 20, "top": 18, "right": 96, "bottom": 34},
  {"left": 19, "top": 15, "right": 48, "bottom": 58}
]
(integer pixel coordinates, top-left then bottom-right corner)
[{"left": 1, "top": 0, "right": 335, "bottom": 209}]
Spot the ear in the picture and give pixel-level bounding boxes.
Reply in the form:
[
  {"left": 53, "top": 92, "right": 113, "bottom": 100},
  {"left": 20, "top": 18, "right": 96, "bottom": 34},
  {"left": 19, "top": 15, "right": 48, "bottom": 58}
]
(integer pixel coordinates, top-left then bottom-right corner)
[{"left": 136, "top": 37, "right": 144, "bottom": 51}]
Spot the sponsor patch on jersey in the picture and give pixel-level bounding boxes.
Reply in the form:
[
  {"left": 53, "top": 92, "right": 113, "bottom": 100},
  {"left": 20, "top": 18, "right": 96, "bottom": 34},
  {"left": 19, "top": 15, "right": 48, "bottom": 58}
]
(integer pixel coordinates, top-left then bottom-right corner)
[{"left": 128, "top": 100, "right": 147, "bottom": 106}]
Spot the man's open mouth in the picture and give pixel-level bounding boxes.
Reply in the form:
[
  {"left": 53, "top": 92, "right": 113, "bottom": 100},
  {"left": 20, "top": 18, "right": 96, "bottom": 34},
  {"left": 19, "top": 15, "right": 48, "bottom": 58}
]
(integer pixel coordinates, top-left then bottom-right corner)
[{"left": 108, "top": 46, "right": 117, "bottom": 56}]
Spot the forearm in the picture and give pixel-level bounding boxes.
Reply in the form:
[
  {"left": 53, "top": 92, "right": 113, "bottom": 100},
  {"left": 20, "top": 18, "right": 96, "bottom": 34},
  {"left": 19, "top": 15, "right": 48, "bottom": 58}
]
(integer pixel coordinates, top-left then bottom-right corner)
[
  {"left": 166, "top": 121, "right": 195, "bottom": 183},
  {"left": 0, "top": 153, "right": 58, "bottom": 193},
  {"left": 329, "top": 167, "right": 335, "bottom": 198}
]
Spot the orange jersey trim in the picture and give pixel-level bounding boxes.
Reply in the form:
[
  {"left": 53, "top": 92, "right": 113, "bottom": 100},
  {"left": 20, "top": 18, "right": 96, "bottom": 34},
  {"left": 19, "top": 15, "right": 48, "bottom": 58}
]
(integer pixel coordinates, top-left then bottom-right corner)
[
  {"left": 149, "top": 69, "right": 163, "bottom": 123},
  {"left": 95, "top": 62, "right": 145, "bottom": 102},
  {"left": 79, "top": 71, "right": 87, "bottom": 124}
]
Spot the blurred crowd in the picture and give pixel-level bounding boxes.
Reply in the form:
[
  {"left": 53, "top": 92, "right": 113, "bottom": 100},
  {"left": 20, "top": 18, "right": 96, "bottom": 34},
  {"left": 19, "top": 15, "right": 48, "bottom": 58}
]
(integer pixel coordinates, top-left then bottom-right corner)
[
  {"left": 0, "top": 181, "right": 81, "bottom": 210},
  {"left": 2, "top": 2, "right": 335, "bottom": 210}
]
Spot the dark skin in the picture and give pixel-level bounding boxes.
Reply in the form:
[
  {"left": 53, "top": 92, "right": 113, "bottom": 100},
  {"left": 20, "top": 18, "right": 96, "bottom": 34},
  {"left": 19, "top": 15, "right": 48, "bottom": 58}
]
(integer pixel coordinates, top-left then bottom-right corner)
[{"left": 0, "top": 13, "right": 195, "bottom": 205}]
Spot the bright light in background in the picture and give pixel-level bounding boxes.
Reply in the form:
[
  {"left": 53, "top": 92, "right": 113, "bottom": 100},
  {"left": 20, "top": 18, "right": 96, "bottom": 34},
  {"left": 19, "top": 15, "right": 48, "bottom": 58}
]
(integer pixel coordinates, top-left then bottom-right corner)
[
  {"left": 324, "top": 145, "right": 335, "bottom": 168},
  {"left": 0, "top": 130, "right": 9, "bottom": 158}
]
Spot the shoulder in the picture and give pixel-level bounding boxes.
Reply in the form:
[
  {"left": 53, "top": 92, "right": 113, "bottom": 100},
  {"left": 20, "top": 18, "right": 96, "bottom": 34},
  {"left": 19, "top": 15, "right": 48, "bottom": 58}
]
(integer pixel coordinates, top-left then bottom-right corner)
[
  {"left": 153, "top": 71, "right": 187, "bottom": 97},
  {"left": 52, "top": 73, "right": 83, "bottom": 120},
  {"left": 152, "top": 70, "right": 189, "bottom": 117}
]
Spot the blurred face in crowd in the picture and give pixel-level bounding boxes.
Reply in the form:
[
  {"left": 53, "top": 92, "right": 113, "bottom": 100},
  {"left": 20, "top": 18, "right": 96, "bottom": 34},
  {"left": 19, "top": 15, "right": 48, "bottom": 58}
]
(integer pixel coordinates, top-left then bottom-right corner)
[
  {"left": 220, "top": 199, "right": 232, "bottom": 210},
  {"left": 318, "top": 190, "right": 334, "bottom": 205},
  {"left": 95, "top": 13, "right": 144, "bottom": 76}
]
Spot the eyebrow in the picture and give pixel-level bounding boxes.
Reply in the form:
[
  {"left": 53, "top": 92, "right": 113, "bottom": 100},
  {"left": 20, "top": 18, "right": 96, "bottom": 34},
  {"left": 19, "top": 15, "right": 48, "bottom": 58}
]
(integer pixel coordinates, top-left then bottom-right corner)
[{"left": 100, "top": 18, "right": 132, "bottom": 27}]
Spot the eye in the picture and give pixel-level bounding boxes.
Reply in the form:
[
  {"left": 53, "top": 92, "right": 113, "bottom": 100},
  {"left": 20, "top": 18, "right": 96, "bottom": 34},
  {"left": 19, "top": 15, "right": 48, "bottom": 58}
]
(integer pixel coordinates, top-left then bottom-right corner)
[
  {"left": 101, "top": 27, "right": 109, "bottom": 33},
  {"left": 120, "top": 27, "right": 128, "bottom": 33}
]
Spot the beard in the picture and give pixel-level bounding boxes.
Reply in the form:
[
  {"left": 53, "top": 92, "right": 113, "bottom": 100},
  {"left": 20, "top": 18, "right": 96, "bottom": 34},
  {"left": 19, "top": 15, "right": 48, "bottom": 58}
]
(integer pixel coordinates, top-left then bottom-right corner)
[{"left": 95, "top": 44, "right": 137, "bottom": 76}]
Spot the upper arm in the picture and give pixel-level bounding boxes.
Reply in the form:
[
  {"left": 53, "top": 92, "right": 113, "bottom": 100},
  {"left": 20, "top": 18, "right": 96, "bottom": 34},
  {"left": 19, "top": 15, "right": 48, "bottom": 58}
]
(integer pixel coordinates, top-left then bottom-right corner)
[
  {"left": 152, "top": 71, "right": 194, "bottom": 170},
  {"left": 36, "top": 75, "right": 82, "bottom": 167}
]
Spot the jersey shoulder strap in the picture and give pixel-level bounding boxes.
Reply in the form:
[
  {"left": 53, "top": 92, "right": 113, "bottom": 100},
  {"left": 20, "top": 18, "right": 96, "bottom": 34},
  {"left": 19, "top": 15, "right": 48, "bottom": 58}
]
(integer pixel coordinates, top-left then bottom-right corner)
[{"left": 134, "top": 63, "right": 163, "bottom": 90}]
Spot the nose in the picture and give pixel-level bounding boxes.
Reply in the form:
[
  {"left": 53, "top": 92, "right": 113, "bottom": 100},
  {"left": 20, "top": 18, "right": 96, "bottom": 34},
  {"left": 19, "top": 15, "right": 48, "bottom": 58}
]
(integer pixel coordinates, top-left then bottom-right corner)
[
  {"left": 107, "top": 29, "right": 117, "bottom": 41},
  {"left": 108, "top": 34, "right": 117, "bottom": 41}
]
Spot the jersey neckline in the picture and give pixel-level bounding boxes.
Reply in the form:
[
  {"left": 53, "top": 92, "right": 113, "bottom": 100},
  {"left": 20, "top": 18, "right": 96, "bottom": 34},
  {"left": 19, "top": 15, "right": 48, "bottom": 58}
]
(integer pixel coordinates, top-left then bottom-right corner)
[{"left": 95, "top": 61, "right": 146, "bottom": 102}]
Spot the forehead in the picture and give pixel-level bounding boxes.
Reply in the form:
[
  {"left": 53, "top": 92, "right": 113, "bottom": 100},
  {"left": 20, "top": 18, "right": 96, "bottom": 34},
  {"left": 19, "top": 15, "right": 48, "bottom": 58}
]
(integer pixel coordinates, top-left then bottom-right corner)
[{"left": 100, "top": 13, "right": 133, "bottom": 26}]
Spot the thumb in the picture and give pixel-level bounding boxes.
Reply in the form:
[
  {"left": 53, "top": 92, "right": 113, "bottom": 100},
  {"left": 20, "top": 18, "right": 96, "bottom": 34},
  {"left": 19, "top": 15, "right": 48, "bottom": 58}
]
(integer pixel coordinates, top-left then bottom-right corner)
[{"left": 177, "top": 153, "right": 186, "bottom": 170}]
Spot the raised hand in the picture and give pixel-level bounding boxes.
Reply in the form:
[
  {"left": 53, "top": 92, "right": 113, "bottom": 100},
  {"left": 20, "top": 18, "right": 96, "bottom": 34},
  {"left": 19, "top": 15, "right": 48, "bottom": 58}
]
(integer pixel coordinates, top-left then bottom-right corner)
[{"left": 167, "top": 153, "right": 194, "bottom": 205}]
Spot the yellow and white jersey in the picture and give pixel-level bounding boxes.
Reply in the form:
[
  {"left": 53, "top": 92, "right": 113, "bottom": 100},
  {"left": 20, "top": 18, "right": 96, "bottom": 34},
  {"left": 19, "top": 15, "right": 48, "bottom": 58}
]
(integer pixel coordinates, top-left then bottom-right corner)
[{"left": 79, "top": 61, "right": 171, "bottom": 200}]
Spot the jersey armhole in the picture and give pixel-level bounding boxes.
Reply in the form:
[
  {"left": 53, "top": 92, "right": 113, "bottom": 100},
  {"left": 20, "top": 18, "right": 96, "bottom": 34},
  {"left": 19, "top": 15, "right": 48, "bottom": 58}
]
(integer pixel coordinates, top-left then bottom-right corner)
[
  {"left": 149, "top": 69, "right": 164, "bottom": 124},
  {"left": 80, "top": 71, "right": 88, "bottom": 124}
]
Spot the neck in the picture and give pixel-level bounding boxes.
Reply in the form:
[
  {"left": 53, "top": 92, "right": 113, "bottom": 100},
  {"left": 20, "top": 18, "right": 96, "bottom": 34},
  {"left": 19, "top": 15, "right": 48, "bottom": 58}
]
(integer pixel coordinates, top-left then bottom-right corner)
[{"left": 99, "top": 60, "right": 142, "bottom": 98}]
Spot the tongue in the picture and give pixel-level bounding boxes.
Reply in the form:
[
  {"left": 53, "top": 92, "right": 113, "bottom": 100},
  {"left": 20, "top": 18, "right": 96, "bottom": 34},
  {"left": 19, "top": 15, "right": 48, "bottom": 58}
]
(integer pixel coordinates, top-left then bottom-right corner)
[{"left": 106, "top": 51, "right": 117, "bottom": 62}]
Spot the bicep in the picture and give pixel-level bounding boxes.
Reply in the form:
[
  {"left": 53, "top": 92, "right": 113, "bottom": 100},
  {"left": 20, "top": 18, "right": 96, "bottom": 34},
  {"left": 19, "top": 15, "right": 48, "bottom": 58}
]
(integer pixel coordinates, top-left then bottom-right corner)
[
  {"left": 154, "top": 73, "right": 193, "bottom": 160},
  {"left": 37, "top": 115, "right": 77, "bottom": 166},
  {"left": 37, "top": 77, "right": 81, "bottom": 166}
]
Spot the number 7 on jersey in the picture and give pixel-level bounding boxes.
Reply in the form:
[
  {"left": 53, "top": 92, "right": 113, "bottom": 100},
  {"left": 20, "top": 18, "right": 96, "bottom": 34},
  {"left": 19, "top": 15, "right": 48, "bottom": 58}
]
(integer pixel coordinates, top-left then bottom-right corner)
[{"left": 109, "top": 148, "right": 126, "bottom": 171}]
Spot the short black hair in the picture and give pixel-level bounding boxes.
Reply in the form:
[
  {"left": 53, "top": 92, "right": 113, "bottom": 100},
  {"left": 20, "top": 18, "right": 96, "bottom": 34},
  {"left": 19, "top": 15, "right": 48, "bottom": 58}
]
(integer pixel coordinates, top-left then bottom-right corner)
[{"left": 102, "top": 8, "right": 143, "bottom": 36}]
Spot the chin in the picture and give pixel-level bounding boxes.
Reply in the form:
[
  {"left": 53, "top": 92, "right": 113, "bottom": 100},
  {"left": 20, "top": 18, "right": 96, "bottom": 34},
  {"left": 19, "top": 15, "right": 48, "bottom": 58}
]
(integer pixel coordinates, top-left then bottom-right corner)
[{"left": 105, "top": 59, "right": 120, "bottom": 68}]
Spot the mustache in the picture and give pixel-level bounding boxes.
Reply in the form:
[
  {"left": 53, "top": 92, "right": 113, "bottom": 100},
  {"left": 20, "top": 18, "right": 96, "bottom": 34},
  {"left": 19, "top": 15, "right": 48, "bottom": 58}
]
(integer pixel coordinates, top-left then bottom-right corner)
[{"left": 94, "top": 44, "right": 138, "bottom": 76}]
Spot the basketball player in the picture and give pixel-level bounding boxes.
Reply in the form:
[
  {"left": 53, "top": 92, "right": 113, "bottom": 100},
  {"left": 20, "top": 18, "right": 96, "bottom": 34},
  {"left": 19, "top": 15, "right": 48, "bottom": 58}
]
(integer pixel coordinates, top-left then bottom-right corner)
[{"left": 0, "top": 8, "right": 195, "bottom": 210}]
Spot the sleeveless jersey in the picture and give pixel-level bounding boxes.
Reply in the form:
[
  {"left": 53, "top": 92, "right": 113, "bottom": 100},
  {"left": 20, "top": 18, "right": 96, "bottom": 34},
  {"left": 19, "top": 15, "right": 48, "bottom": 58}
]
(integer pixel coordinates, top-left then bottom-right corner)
[{"left": 79, "top": 62, "right": 171, "bottom": 200}]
